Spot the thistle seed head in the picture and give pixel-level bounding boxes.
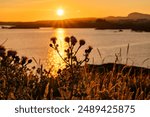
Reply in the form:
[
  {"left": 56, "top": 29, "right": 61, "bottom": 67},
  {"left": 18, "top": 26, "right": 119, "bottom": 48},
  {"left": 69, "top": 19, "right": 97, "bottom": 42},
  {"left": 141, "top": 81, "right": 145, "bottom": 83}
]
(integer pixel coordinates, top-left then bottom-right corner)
[
  {"left": 50, "top": 37, "right": 57, "bottom": 44},
  {"left": 65, "top": 37, "right": 70, "bottom": 43},
  {"left": 71, "top": 36, "right": 77, "bottom": 46},
  {"left": 7, "top": 50, "right": 17, "bottom": 58},
  {"left": 79, "top": 39, "right": 85, "bottom": 46}
]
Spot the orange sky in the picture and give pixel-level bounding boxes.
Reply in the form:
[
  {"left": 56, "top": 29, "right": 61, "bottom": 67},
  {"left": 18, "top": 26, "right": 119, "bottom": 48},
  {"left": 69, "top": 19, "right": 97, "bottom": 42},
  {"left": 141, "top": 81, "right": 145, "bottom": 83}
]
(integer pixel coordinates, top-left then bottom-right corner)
[{"left": 0, "top": 0, "right": 150, "bottom": 21}]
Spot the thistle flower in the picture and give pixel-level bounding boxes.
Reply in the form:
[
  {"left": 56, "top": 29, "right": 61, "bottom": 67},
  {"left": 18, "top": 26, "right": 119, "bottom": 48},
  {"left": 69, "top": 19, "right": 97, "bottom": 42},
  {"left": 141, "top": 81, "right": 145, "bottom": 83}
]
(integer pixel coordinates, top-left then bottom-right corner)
[
  {"left": 49, "top": 44, "right": 53, "bottom": 48},
  {"left": 64, "top": 49, "right": 69, "bottom": 53},
  {"left": 65, "top": 37, "right": 70, "bottom": 43},
  {"left": 0, "top": 46, "right": 6, "bottom": 57},
  {"left": 50, "top": 37, "right": 57, "bottom": 44},
  {"left": 85, "top": 46, "right": 93, "bottom": 53},
  {"left": 79, "top": 40, "right": 85, "bottom": 46},
  {"left": 14, "top": 56, "right": 20, "bottom": 63},
  {"left": 56, "top": 44, "right": 59, "bottom": 48},
  {"left": 71, "top": 36, "right": 77, "bottom": 46},
  {"left": 85, "top": 49, "right": 89, "bottom": 53},
  {"left": 0, "top": 51, "right": 5, "bottom": 57},
  {"left": 28, "top": 59, "right": 32, "bottom": 64},
  {"left": 21, "top": 56, "right": 27, "bottom": 65},
  {"left": 7, "top": 50, "right": 17, "bottom": 58},
  {"left": 88, "top": 46, "right": 93, "bottom": 53}
]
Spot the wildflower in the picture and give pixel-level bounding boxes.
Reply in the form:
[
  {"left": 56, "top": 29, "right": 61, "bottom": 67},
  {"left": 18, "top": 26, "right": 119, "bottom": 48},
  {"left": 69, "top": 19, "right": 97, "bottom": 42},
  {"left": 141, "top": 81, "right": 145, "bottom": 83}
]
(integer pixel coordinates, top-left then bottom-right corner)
[
  {"left": 79, "top": 40, "right": 85, "bottom": 46},
  {"left": 56, "top": 44, "right": 59, "bottom": 48},
  {"left": 54, "top": 44, "right": 59, "bottom": 50},
  {"left": 65, "top": 37, "right": 70, "bottom": 43},
  {"left": 71, "top": 36, "right": 77, "bottom": 46},
  {"left": 85, "top": 46, "right": 93, "bottom": 54},
  {"left": 88, "top": 46, "right": 93, "bottom": 53},
  {"left": 0, "top": 46, "right": 5, "bottom": 57},
  {"left": 0, "top": 46, "right": 5, "bottom": 51},
  {"left": 7, "top": 50, "right": 17, "bottom": 58},
  {"left": 28, "top": 59, "right": 32, "bottom": 64},
  {"left": 64, "top": 49, "right": 69, "bottom": 53},
  {"left": 21, "top": 56, "right": 27, "bottom": 65},
  {"left": 85, "top": 49, "right": 89, "bottom": 53},
  {"left": 36, "top": 68, "right": 41, "bottom": 74},
  {"left": 14, "top": 56, "right": 20, "bottom": 63},
  {"left": 50, "top": 37, "right": 57, "bottom": 44},
  {"left": 49, "top": 44, "right": 53, "bottom": 48}
]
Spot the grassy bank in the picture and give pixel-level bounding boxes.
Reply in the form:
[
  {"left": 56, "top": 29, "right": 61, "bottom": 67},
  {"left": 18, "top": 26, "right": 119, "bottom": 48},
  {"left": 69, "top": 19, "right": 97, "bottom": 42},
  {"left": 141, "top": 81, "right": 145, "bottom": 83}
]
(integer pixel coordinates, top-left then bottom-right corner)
[{"left": 0, "top": 37, "right": 149, "bottom": 100}]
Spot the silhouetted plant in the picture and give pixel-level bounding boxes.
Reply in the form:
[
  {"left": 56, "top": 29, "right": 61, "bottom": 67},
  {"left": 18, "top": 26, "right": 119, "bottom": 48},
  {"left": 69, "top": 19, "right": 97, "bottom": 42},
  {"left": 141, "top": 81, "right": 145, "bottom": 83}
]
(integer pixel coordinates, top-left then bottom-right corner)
[
  {"left": 50, "top": 36, "right": 92, "bottom": 70},
  {"left": 49, "top": 36, "right": 93, "bottom": 99},
  {"left": 0, "top": 46, "right": 55, "bottom": 99}
]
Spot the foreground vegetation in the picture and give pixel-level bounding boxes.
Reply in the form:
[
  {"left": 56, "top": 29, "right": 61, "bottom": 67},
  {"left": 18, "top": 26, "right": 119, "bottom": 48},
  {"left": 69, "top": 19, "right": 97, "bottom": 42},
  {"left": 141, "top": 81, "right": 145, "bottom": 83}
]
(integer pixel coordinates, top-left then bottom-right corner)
[{"left": 0, "top": 36, "right": 149, "bottom": 100}]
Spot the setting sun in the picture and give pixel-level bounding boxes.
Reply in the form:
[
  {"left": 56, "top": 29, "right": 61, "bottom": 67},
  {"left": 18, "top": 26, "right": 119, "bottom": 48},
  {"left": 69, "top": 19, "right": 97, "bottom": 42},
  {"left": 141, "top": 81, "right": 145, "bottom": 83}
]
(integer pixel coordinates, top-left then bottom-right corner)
[{"left": 57, "top": 9, "right": 64, "bottom": 16}]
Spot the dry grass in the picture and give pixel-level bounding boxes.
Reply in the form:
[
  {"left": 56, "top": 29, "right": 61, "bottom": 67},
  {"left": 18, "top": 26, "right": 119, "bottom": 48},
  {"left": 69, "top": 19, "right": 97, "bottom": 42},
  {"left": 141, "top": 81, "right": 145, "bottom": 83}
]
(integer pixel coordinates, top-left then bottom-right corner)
[{"left": 55, "top": 63, "right": 150, "bottom": 100}]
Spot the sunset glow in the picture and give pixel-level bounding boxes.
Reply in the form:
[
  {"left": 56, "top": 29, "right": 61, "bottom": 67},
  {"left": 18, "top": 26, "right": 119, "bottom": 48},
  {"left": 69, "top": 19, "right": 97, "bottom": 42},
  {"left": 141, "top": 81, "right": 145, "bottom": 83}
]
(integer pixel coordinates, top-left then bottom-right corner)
[
  {"left": 47, "top": 28, "right": 67, "bottom": 76},
  {"left": 57, "top": 9, "right": 64, "bottom": 16},
  {"left": 0, "top": 0, "right": 149, "bottom": 21}
]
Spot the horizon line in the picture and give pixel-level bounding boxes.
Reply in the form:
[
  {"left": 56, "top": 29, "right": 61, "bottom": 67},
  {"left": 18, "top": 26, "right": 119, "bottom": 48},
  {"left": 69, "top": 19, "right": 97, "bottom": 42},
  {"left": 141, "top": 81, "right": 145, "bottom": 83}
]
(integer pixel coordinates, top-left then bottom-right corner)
[{"left": 0, "top": 12, "right": 150, "bottom": 22}]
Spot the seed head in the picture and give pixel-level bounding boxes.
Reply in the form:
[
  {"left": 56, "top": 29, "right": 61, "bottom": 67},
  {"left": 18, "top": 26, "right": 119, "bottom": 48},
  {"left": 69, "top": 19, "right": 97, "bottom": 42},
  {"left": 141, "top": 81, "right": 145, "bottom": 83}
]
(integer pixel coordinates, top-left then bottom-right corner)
[
  {"left": 79, "top": 39, "right": 85, "bottom": 46},
  {"left": 0, "top": 46, "right": 5, "bottom": 51},
  {"left": 50, "top": 37, "right": 57, "bottom": 44},
  {"left": 49, "top": 44, "right": 53, "bottom": 48},
  {"left": 85, "top": 46, "right": 93, "bottom": 54},
  {"left": 14, "top": 56, "right": 20, "bottom": 63},
  {"left": 85, "top": 49, "right": 89, "bottom": 53},
  {"left": 21, "top": 56, "right": 27, "bottom": 65},
  {"left": 0, "top": 46, "right": 6, "bottom": 57},
  {"left": 71, "top": 36, "right": 77, "bottom": 46},
  {"left": 28, "top": 59, "right": 32, "bottom": 64},
  {"left": 7, "top": 50, "right": 17, "bottom": 58},
  {"left": 65, "top": 37, "right": 70, "bottom": 43},
  {"left": 88, "top": 46, "right": 93, "bottom": 53}
]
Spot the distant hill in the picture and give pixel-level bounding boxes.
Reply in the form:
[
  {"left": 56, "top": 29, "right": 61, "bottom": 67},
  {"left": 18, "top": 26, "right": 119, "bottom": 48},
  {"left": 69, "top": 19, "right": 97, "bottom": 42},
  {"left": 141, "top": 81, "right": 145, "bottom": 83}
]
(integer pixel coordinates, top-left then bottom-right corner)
[
  {"left": 36, "top": 13, "right": 150, "bottom": 22},
  {"left": 128, "top": 12, "right": 150, "bottom": 20},
  {"left": 105, "top": 12, "right": 150, "bottom": 20}
]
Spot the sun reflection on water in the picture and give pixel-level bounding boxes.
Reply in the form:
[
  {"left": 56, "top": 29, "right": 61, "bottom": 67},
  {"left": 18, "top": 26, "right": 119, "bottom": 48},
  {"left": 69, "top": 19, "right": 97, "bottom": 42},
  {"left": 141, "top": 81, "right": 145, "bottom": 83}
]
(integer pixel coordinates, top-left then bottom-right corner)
[{"left": 46, "top": 28, "right": 67, "bottom": 76}]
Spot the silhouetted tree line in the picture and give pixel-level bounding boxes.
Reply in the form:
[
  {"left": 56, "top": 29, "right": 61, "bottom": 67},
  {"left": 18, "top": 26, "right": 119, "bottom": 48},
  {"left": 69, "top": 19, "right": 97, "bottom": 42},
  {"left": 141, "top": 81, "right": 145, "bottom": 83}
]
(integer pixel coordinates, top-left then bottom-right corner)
[
  {"left": 95, "top": 19, "right": 150, "bottom": 32},
  {"left": 1, "top": 19, "right": 150, "bottom": 31}
]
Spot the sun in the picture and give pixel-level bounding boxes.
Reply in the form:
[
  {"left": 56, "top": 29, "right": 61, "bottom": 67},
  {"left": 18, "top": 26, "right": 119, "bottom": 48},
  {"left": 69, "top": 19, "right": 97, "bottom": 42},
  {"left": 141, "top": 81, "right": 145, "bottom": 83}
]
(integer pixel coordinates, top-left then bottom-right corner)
[{"left": 57, "top": 9, "right": 64, "bottom": 16}]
